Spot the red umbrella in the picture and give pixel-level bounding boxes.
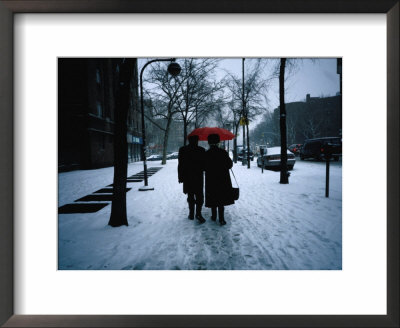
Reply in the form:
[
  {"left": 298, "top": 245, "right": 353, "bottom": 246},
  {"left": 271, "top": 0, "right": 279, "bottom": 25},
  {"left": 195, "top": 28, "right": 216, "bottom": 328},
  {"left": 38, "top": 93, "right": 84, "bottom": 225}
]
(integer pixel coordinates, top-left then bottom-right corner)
[{"left": 188, "top": 127, "right": 235, "bottom": 141}]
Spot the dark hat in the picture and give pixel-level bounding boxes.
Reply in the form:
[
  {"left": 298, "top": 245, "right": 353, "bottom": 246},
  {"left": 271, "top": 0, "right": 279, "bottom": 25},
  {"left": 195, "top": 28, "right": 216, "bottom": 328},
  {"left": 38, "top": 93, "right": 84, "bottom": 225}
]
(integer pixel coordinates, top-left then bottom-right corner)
[
  {"left": 188, "top": 135, "right": 199, "bottom": 145},
  {"left": 207, "top": 134, "right": 220, "bottom": 144},
  {"left": 188, "top": 135, "right": 199, "bottom": 142}
]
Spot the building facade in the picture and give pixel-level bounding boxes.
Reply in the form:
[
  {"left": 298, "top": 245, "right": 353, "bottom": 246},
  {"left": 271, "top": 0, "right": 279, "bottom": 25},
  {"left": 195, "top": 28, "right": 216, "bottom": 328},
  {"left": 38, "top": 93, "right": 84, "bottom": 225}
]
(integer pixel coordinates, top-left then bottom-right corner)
[
  {"left": 58, "top": 58, "right": 142, "bottom": 171},
  {"left": 271, "top": 94, "right": 342, "bottom": 145}
]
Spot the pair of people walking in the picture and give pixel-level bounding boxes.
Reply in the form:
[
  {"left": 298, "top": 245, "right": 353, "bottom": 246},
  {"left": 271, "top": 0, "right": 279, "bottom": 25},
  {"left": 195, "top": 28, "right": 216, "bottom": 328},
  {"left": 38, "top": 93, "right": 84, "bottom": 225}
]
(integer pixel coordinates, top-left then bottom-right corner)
[{"left": 178, "top": 134, "right": 235, "bottom": 226}]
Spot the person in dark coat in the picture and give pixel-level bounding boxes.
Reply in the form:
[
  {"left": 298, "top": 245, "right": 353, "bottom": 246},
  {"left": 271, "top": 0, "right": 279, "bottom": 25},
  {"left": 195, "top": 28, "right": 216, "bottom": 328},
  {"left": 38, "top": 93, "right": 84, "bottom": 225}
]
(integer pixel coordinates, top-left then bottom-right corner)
[
  {"left": 204, "top": 134, "right": 234, "bottom": 226},
  {"left": 178, "top": 135, "right": 206, "bottom": 223}
]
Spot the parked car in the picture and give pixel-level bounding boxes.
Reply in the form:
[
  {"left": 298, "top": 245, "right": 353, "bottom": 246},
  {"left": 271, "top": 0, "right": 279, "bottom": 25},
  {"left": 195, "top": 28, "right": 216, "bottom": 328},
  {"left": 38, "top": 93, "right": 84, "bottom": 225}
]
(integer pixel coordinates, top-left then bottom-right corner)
[
  {"left": 237, "top": 148, "right": 254, "bottom": 161},
  {"left": 147, "top": 154, "right": 162, "bottom": 161},
  {"left": 288, "top": 143, "right": 303, "bottom": 156},
  {"left": 300, "top": 137, "right": 341, "bottom": 161},
  {"left": 255, "top": 145, "right": 268, "bottom": 156},
  {"left": 167, "top": 152, "right": 179, "bottom": 160},
  {"left": 257, "top": 147, "right": 296, "bottom": 170}
]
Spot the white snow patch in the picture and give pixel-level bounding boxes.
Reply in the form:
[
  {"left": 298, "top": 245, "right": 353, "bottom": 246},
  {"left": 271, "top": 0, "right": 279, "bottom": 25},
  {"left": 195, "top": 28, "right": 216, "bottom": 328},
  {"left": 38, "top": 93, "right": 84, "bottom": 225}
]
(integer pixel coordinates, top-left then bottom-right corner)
[{"left": 58, "top": 159, "right": 342, "bottom": 270}]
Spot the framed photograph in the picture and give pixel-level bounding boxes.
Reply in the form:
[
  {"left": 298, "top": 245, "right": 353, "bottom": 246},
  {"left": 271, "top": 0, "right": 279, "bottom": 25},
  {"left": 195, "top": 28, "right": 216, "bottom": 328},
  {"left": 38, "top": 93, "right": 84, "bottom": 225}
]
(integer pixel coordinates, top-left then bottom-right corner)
[
  {"left": 1, "top": 1, "right": 398, "bottom": 327},
  {"left": 57, "top": 56, "right": 344, "bottom": 272}
]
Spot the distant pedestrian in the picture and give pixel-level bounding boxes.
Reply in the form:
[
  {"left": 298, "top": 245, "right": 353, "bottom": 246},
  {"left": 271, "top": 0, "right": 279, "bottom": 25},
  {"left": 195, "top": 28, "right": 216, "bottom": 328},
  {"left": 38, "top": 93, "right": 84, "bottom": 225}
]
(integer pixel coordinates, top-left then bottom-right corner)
[
  {"left": 204, "top": 134, "right": 235, "bottom": 226},
  {"left": 178, "top": 135, "right": 206, "bottom": 223}
]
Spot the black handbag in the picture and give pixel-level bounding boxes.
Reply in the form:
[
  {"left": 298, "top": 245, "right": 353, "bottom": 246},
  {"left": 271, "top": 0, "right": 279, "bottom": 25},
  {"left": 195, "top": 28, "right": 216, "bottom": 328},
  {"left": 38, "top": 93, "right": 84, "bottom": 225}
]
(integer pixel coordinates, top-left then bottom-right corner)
[{"left": 230, "top": 169, "right": 240, "bottom": 201}]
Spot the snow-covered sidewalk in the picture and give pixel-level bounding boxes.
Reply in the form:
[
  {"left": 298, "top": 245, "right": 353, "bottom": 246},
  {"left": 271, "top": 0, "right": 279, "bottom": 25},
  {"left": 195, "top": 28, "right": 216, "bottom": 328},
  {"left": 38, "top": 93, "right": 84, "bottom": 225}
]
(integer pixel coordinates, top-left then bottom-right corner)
[{"left": 58, "top": 158, "right": 342, "bottom": 270}]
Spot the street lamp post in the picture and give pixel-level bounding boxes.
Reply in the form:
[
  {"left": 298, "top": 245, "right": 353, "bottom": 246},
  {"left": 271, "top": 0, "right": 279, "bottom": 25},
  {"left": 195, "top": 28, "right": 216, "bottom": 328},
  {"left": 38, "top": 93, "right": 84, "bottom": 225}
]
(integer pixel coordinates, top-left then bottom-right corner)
[
  {"left": 139, "top": 58, "right": 181, "bottom": 191},
  {"left": 242, "top": 58, "right": 247, "bottom": 166}
]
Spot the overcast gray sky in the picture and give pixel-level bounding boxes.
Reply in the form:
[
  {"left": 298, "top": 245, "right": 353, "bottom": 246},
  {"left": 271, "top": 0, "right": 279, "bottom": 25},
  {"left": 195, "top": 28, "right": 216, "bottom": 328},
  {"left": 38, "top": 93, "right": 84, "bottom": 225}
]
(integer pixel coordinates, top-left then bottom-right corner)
[
  {"left": 140, "top": 57, "right": 340, "bottom": 110},
  {"left": 216, "top": 58, "right": 340, "bottom": 111}
]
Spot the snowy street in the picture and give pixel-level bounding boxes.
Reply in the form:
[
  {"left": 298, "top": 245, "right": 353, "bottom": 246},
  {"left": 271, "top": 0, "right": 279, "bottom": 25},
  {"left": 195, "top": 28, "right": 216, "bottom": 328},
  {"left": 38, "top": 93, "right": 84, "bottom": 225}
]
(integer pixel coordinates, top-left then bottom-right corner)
[{"left": 58, "top": 157, "right": 342, "bottom": 270}]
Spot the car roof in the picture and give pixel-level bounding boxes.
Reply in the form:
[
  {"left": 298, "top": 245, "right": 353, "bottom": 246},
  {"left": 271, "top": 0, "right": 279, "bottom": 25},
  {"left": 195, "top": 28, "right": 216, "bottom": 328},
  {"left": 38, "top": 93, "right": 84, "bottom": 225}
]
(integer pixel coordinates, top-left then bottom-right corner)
[
  {"left": 266, "top": 146, "right": 293, "bottom": 155},
  {"left": 305, "top": 137, "right": 341, "bottom": 142}
]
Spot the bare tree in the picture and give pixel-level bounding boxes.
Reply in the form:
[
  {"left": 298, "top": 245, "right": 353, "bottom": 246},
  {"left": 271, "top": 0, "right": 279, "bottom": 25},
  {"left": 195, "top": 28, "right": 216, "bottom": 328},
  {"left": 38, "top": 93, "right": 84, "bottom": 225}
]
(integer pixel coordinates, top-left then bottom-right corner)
[
  {"left": 174, "top": 58, "right": 222, "bottom": 144},
  {"left": 213, "top": 101, "right": 231, "bottom": 128},
  {"left": 286, "top": 116, "right": 297, "bottom": 145},
  {"left": 270, "top": 58, "right": 305, "bottom": 183},
  {"left": 109, "top": 58, "right": 138, "bottom": 227},
  {"left": 225, "top": 97, "right": 242, "bottom": 162},
  {"left": 250, "top": 111, "right": 280, "bottom": 146},
  {"left": 213, "top": 100, "right": 233, "bottom": 149},
  {"left": 224, "top": 59, "right": 270, "bottom": 166},
  {"left": 302, "top": 116, "right": 322, "bottom": 139},
  {"left": 145, "top": 62, "right": 185, "bottom": 164}
]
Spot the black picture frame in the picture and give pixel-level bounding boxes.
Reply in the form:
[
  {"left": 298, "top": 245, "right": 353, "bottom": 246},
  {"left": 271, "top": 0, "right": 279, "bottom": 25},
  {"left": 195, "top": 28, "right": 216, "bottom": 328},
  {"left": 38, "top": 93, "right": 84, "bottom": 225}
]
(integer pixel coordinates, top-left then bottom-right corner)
[{"left": 0, "top": 1, "right": 398, "bottom": 327}]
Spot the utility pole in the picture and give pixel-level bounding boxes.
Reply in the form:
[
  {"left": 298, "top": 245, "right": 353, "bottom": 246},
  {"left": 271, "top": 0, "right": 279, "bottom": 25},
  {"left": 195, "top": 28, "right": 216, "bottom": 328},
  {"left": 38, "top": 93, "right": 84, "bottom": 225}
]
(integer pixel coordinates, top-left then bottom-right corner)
[
  {"left": 246, "top": 117, "right": 250, "bottom": 169},
  {"left": 242, "top": 58, "right": 247, "bottom": 166},
  {"left": 337, "top": 58, "right": 342, "bottom": 95},
  {"left": 233, "top": 113, "right": 238, "bottom": 163},
  {"left": 227, "top": 123, "right": 231, "bottom": 155},
  {"left": 243, "top": 59, "right": 251, "bottom": 168}
]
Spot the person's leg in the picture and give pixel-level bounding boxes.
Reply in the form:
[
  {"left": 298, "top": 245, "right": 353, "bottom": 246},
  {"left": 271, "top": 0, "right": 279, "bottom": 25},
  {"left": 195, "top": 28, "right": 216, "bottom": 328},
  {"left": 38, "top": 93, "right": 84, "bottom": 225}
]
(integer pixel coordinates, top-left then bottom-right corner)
[
  {"left": 218, "top": 206, "right": 226, "bottom": 226},
  {"left": 187, "top": 193, "right": 195, "bottom": 220},
  {"left": 194, "top": 191, "right": 205, "bottom": 223},
  {"left": 211, "top": 207, "right": 217, "bottom": 221}
]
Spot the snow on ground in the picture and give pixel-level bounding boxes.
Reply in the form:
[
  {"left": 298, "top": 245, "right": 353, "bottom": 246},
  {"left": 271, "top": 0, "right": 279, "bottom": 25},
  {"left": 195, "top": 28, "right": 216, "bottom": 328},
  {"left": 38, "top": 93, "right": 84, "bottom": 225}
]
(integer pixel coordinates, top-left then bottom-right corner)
[{"left": 58, "top": 157, "right": 342, "bottom": 270}]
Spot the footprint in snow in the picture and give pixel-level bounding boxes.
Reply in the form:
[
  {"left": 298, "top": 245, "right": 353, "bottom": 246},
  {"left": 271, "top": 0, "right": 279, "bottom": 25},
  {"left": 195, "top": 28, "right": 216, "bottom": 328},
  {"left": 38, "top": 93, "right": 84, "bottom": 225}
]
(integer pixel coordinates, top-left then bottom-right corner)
[{"left": 308, "top": 230, "right": 330, "bottom": 243}]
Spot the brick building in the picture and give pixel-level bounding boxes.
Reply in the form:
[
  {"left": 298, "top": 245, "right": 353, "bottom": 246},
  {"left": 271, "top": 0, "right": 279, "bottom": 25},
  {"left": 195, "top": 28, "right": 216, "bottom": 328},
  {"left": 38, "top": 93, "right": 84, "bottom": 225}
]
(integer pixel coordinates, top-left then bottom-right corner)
[
  {"left": 271, "top": 94, "right": 342, "bottom": 145},
  {"left": 58, "top": 58, "right": 142, "bottom": 171}
]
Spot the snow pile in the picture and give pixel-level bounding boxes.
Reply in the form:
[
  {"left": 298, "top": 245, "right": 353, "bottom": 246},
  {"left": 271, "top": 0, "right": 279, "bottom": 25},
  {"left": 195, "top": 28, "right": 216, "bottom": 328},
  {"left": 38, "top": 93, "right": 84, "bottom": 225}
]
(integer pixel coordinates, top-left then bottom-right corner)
[
  {"left": 265, "top": 146, "right": 293, "bottom": 155},
  {"left": 58, "top": 158, "right": 342, "bottom": 270}
]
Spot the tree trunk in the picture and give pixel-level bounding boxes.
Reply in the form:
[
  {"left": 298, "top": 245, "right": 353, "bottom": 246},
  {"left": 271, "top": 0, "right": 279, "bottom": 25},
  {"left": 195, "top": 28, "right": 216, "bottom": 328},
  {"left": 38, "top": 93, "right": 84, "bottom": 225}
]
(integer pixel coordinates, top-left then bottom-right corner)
[
  {"left": 184, "top": 81, "right": 189, "bottom": 145},
  {"left": 195, "top": 107, "right": 198, "bottom": 128},
  {"left": 233, "top": 121, "right": 239, "bottom": 163},
  {"left": 242, "top": 124, "right": 246, "bottom": 166},
  {"left": 109, "top": 58, "right": 136, "bottom": 227},
  {"left": 161, "top": 114, "right": 172, "bottom": 165},
  {"left": 183, "top": 117, "right": 188, "bottom": 146},
  {"left": 279, "top": 58, "right": 289, "bottom": 184}
]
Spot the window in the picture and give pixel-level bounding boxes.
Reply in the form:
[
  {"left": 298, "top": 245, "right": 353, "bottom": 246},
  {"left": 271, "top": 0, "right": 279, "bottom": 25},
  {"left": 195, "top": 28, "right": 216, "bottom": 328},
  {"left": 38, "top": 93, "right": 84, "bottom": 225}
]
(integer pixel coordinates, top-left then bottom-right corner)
[
  {"left": 101, "top": 135, "right": 105, "bottom": 150},
  {"left": 96, "top": 101, "right": 103, "bottom": 117},
  {"left": 96, "top": 69, "right": 101, "bottom": 84}
]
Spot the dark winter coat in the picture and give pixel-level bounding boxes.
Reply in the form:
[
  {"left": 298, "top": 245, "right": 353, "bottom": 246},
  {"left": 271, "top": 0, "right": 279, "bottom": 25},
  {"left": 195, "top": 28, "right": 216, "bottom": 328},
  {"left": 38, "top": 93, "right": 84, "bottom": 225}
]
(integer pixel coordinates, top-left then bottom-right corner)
[
  {"left": 204, "top": 145, "right": 235, "bottom": 208},
  {"left": 178, "top": 144, "right": 205, "bottom": 194}
]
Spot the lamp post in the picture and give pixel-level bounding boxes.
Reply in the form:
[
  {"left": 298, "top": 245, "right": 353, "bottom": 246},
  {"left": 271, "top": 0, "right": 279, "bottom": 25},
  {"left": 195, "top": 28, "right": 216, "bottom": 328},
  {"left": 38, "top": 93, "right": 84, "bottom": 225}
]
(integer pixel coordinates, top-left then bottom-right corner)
[
  {"left": 241, "top": 58, "right": 247, "bottom": 166},
  {"left": 138, "top": 58, "right": 181, "bottom": 191}
]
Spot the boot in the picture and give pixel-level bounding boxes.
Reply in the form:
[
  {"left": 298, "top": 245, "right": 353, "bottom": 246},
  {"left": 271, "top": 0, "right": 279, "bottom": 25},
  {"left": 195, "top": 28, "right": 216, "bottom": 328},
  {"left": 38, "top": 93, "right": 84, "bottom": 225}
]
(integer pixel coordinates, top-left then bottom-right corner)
[
  {"left": 195, "top": 204, "right": 206, "bottom": 224},
  {"left": 188, "top": 203, "right": 195, "bottom": 220},
  {"left": 211, "top": 207, "right": 217, "bottom": 221},
  {"left": 218, "top": 206, "right": 226, "bottom": 226}
]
